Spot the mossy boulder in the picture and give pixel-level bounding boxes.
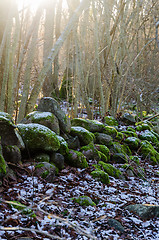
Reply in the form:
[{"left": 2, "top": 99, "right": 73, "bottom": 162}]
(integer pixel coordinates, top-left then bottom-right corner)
[
  {"left": 127, "top": 127, "right": 136, "bottom": 132},
  {"left": 121, "top": 113, "right": 136, "bottom": 125},
  {"left": 103, "top": 126, "right": 118, "bottom": 138},
  {"left": 136, "top": 123, "right": 151, "bottom": 131},
  {"left": 95, "top": 133, "right": 113, "bottom": 147},
  {"left": 0, "top": 112, "right": 14, "bottom": 123},
  {"left": 97, "top": 151, "right": 108, "bottom": 162},
  {"left": 34, "top": 162, "right": 56, "bottom": 182},
  {"left": 34, "top": 153, "right": 50, "bottom": 162},
  {"left": 104, "top": 116, "right": 118, "bottom": 126},
  {"left": 80, "top": 143, "right": 100, "bottom": 161},
  {"left": 17, "top": 123, "right": 60, "bottom": 153},
  {"left": 73, "top": 196, "right": 96, "bottom": 207},
  {"left": 71, "top": 118, "right": 105, "bottom": 133},
  {"left": 70, "top": 126, "right": 95, "bottom": 146},
  {"left": 121, "top": 130, "right": 137, "bottom": 138},
  {"left": 57, "top": 135, "right": 69, "bottom": 156},
  {"left": 95, "top": 144, "right": 110, "bottom": 160},
  {"left": 23, "top": 111, "right": 60, "bottom": 135},
  {"left": 66, "top": 150, "right": 88, "bottom": 168},
  {"left": 0, "top": 116, "right": 24, "bottom": 149},
  {"left": 91, "top": 170, "right": 110, "bottom": 184},
  {"left": 140, "top": 140, "right": 159, "bottom": 164},
  {"left": 110, "top": 142, "right": 131, "bottom": 156},
  {"left": 96, "top": 161, "right": 121, "bottom": 178},
  {"left": 138, "top": 130, "right": 158, "bottom": 144},
  {"left": 115, "top": 132, "right": 124, "bottom": 141},
  {"left": 124, "top": 137, "right": 140, "bottom": 150},
  {"left": 37, "top": 97, "right": 71, "bottom": 133}
]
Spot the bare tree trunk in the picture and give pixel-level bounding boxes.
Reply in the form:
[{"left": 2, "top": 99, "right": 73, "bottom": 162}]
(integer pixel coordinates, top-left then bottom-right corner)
[
  {"left": 26, "top": 0, "right": 91, "bottom": 115},
  {"left": 42, "top": 0, "right": 55, "bottom": 97}
]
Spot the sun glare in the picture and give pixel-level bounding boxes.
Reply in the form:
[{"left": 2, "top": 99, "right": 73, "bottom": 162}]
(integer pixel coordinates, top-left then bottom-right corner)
[{"left": 17, "top": 0, "right": 43, "bottom": 11}]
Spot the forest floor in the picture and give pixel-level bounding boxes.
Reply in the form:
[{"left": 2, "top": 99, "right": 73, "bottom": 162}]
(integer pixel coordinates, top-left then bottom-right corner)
[{"left": 0, "top": 158, "right": 159, "bottom": 240}]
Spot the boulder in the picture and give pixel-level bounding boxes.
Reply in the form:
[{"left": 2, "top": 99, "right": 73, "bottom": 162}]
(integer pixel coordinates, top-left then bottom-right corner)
[
  {"left": 56, "top": 135, "right": 69, "bottom": 155},
  {"left": 95, "top": 133, "right": 113, "bottom": 147},
  {"left": 104, "top": 116, "right": 118, "bottom": 126},
  {"left": 140, "top": 140, "right": 159, "bottom": 164},
  {"left": 125, "top": 204, "right": 159, "bottom": 220},
  {"left": 138, "top": 130, "right": 158, "bottom": 143},
  {"left": 0, "top": 115, "right": 24, "bottom": 149},
  {"left": 23, "top": 111, "right": 60, "bottom": 135},
  {"left": 34, "top": 153, "right": 50, "bottom": 162},
  {"left": 71, "top": 118, "right": 105, "bottom": 133},
  {"left": 2, "top": 145, "right": 21, "bottom": 164},
  {"left": 66, "top": 150, "right": 88, "bottom": 168},
  {"left": 70, "top": 126, "right": 95, "bottom": 146},
  {"left": 95, "top": 161, "right": 121, "bottom": 178},
  {"left": 17, "top": 123, "right": 60, "bottom": 153},
  {"left": 124, "top": 137, "right": 140, "bottom": 150},
  {"left": 91, "top": 170, "right": 110, "bottom": 184},
  {"left": 34, "top": 162, "right": 56, "bottom": 183},
  {"left": 50, "top": 152, "right": 64, "bottom": 170},
  {"left": 37, "top": 97, "right": 71, "bottom": 133},
  {"left": 121, "top": 113, "right": 136, "bottom": 125}
]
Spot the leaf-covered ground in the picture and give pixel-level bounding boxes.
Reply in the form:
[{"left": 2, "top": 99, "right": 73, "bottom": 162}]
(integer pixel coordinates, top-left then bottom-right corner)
[{"left": 0, "top": 158, "right": 159, "bottom": 240}]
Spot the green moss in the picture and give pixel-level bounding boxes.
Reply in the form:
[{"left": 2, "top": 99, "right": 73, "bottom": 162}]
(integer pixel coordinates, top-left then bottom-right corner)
[
  {"left": 140, "top": 140, "right": 159, "bottom": 165},
  {"left": 115, "top": 132, "right": 124, "bottom": 141},
  {"left": 103, "top": 126, "right": 118, "bottom": 138},
  {"left": 73, "top": 196, "right": 96, "bottom": 206},
  {"left": 104, "top": 116, "right": 118, "bottom": 126},
  {"left": 0, "top": 154, "right": 6, "bottom": 177},
  {"left": 97, "top": 151, "right": 108, "bottom": 162},
  {"left": 91, "top": 170, "right": 110, "bottom": 184},
  {"left": 127, "top": 127, "right": 136, "bottom": 132},
  {"left": 17, "top": 123, "right": 60, "bottom": 152},
  {"left": 139, "top": 130, "right": 158, "bottom": 143},
  {"left": 70, "top": 126, "right": 95, "bottom": 145},
  {"left": 95, "top": 144, "right": 110, "bottom": 159},
  {"left": 121, "top": 130, "right": 137, "bottom": 138},
  {"left": 129, "top": 156, "right": 140, "bottom": 165},
  {"left": 71, "top": 118, "right": 105, "bottom": 133},
  {"left": 35, "top": 163, "right": 44, "bottom": 169},
  {"left": 121, "top": 144, "right": 132, "bottom": 156},
  {"left": 136, "top": 123, "right": 151, "bottom": 131},
  {"left": 41, "top": 170, "right": 49, "bottom": 178},
  {"left": 98, "top": 161, "right": 121, "bottom": 178},
  {"left": 124, "top": 137, "right": 140, "bottom": 150},
  {"left": 66, "top": 150, "right": 88, "bottom": 168},
  {"left": 57, "top": 135, "right": 69, "bottom": 155}
]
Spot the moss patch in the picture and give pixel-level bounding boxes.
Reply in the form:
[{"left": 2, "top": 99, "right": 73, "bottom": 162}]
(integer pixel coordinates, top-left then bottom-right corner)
[
  {"left": 97, "top": 161, "right": 121, "bottom": 178},
  {"left": 124, "top": 137, "right": 140, "bottom": 150},
  {"left": 140, "top": 140, "right": 159, "bottom": 165},
  {"left": 104, "top": 116, "right": 118, "bottom": 126},
  {"left": 66, "top": 150, "right": 88, "bottom": 168},
  {"left": 91, "top": 170, "right": 110, "bottom": 184},
  {"left": 70, "top": 126, "right": 95, "bottom": 146},
  {"left": 73, "top": 196, "right": 96, "bottom": 206}
]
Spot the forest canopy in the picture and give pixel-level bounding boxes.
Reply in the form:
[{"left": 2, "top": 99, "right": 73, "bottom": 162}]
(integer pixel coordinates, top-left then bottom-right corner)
[{"left": 0, "top": 0, "right": 158, "bottom": 122}]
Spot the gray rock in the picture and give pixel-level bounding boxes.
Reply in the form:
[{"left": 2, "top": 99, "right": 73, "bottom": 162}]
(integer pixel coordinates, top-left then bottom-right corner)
[
  {"left": 51, "top": 152, "right": 64, "bottom": 170},
  {"left": 34, "top": 162, "right": 56, "bottom": 183},
  {"left": 121, "top": 113, "right": 136, "bottom": 125},
  {"left": 0, "top": 115, "right": 24, "bottom": 149},
  {"left": 112, "top": 153, "right": 128, "bottom": 164},
  {"left": 37, "top": 97, "right": 71, "bottom": 133},
  {"left": 107, "top": 218, "right": 125, "bottom": 233},
  {"left": 95, "top": 133, "right": 113, "bottom": 146},
  {"left": 23, "top": 111, "right": 60, "bottom": 135},
  {"left": 2, "top": 145, "right": 21, "bottom": 164},
  {"left": 17, "top": 123, "right": 60, "bottom": 153},
  {"left": 71, "top": 118, "right": 105, "bottom": 133},
  {"left": 70, "top": 126, "right": 95, "bottom": 146},
  {"left": 125, "top": 204, "right": 159, "bottom": 220},
  {"left": 34, "top": 153, "right": 50, "bottom": 162}
]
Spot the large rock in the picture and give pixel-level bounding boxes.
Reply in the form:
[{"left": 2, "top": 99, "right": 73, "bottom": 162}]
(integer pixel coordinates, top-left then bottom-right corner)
[
  {"left": 22, "top": 111, "right": 60, "bottom": 135},
  {"left": 71, "top": 118, "right": 105, "bottom": 133},
  {"left": 66, "top": 150, "right": 88, "bottom": 168},
  {"left": 17, "top": 123, "right": 60, "bottom": 153},
  {"left": 95, "top": 133, "right": 113, "bottom": 147},
  {"left": 0, "top": 140, "right": 7, "bottom": 178},
  {"left": 34, "top": 162, "right": 56, "bottom": 183},
  {"left": 0, "top": 115, "right": 24, "bottom": 149},
  {"left": 37, "top": 97, "right": 71, "bottom": 133},
  {"left": 70, "top": 126, "right": 95, "bottom": 146},
  {"left": 125, "top": 204, "right": 159, "bottom": 220}
]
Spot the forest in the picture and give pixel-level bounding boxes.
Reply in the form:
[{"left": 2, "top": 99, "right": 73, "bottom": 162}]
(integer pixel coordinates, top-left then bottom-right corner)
[{"left": 0, "top": 0, "right": 159, "bottom": 239}]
